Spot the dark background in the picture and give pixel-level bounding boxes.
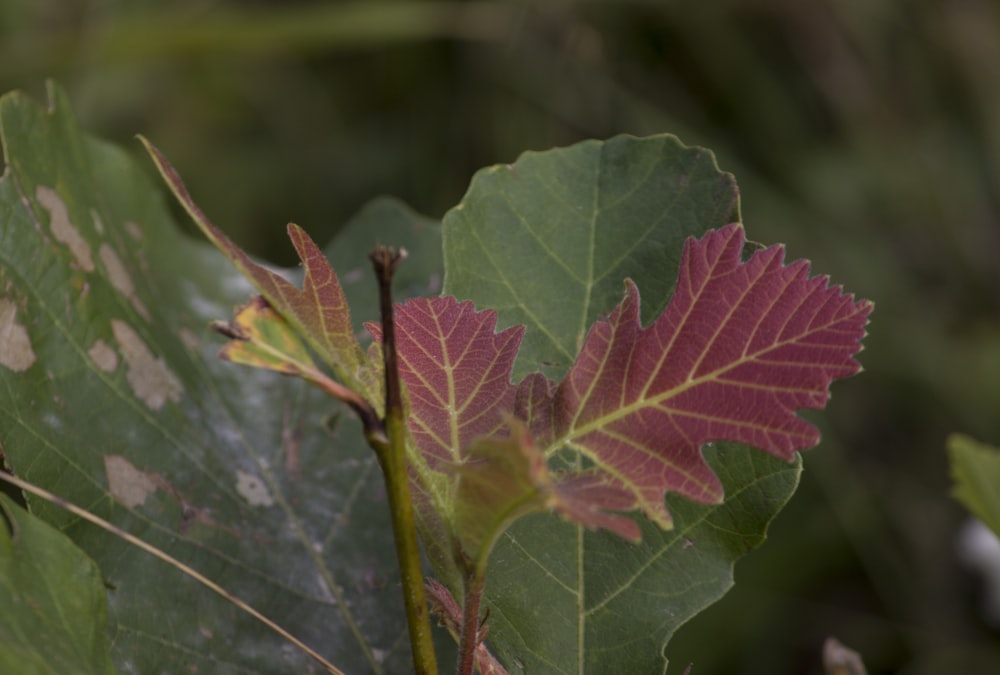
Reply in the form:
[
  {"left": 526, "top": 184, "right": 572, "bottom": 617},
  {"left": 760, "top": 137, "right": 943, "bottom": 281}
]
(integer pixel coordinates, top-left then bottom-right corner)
[{"left": 3, "top": 1, "right": 999, "bottom": 672}]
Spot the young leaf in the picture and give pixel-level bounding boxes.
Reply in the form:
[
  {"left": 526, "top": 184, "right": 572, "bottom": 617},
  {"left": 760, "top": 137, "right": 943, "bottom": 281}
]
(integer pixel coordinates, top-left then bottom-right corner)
[
  {"left": 525, "top": 223, "right": 873, "bottom": 528},
  {"left": 214, "top": 295, "right": 375, "bottom": 420},
  {"left": 215, "top": 296, "right": 321, "bottom": 375},
  {"left": 368, "top": 296, "right": 523, "bottom": 469},
  {"left": 140, "top": 138, "right": 378, "bottom": 406},
  {"left": 452, "top": 419, "right": 639, "bottom": 568}
]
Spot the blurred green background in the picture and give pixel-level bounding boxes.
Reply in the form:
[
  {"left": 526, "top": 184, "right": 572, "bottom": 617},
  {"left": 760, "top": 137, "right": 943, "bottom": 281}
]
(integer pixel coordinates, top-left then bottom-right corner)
[{"left": 3, "top": 1, "right": 999, "bottom": 672}]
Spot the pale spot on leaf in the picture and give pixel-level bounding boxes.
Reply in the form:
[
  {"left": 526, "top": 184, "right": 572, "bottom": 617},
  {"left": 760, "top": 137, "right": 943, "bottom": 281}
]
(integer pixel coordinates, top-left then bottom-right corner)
[
  {"left": 111, "top": 319, "right": 182, "bottom": 410},
  {"left": 36, "top": 185, "right": 94, "bottom": 271},
  {"left": 235, "top": 470, "right": 274, "bottom": 507},
  {"left": 0, "top": 298, "right": 36, "bottom": 372},
  {"left": 179, "top": 327, "right": 200, "bottom": 350},
  {"left": 88, "top": 339, "right": 118, "bottom": 372},
  {"left": 105, "top": 454, "right": 157, "bottom": 508},
  {"left": 100, "top": 244, "right": 150, "bottom": 320},
  {"left": 91, "top": 209, "right": 105, "bottom": 235},
  {"left": 125, "top": 221, "right": 143, "bottom": 241}
]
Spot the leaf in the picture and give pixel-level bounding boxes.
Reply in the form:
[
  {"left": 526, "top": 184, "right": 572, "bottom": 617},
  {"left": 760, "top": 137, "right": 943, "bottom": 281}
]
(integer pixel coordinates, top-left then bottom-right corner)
[
  {"left": 949, "top": 434, "right": 1000, "bottom": 538},
  {"left": 214, "top": 295, "right": 374, "bottom": 416},
  {"left": 0, "top": 83, "right": 425, "bottom": 673},
  {"left": 524, "top": 223, "right": 872, "bottom": 528},
  {"left": 369, "top": 296, "right": 524, "bottom": 469},
  {"left": 441, "top": 134, "right": 856, "bottom": 672},
  {"left": 140, "top": 137, "right": 378, "bottom": 405},
  {"left": 215, "top": 296, "right": 321, "bottom": 376},
  {"left": 452, "top": 419, "right": 640, "bottom": 565},
  {"left": 443, "top": 133, "right": 740, "bottom": 381},
  {"left": 0, "top": 494, "right": 116, "bottom": 675},
  {"left": 485, "top": 444, "right": 801, "bottom": 674}
]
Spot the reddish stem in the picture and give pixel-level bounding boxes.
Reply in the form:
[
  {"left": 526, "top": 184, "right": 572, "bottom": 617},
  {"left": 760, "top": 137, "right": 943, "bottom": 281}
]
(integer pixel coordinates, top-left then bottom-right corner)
[{"left": 457, "top": 571, "right": 486, "bottom": 675}]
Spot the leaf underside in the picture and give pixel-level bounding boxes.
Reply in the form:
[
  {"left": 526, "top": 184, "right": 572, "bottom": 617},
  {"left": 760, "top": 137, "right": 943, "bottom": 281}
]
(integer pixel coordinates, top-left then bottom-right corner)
[{"left": 385, "top": 221, "right": 869, "bottom": 593}]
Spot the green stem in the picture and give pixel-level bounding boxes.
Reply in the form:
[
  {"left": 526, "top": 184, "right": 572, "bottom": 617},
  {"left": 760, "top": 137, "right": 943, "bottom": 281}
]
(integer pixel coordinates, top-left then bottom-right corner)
[{"left": 370, "top": 246, "right": 439, "bottom": 675}]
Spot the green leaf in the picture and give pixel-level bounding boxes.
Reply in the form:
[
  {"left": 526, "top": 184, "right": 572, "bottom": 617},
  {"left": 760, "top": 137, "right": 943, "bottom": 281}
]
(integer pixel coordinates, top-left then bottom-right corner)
[
  {"left": 0, "top": 82, "right": 425, "bottom": 673},
  {"left": 0, "top": 494, "right": 116, "bottom": 675},
  {"left": 949, "top": 434, "right": 1000, "bottom": 538},
  {"left": 443, "top": 133, "right": 740, "bottom": 381},
  {"left": 442, "top": 135, "right": 800, "bottom": 672},
  {"left": 486, "top": 445, "right": 799, "bottom": 674}
]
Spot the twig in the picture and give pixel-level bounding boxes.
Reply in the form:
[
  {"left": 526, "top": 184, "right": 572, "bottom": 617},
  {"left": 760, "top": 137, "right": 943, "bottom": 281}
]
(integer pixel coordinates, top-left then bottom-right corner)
[{"left": 369, "top": 245, "right": 439, "bottom": 675}]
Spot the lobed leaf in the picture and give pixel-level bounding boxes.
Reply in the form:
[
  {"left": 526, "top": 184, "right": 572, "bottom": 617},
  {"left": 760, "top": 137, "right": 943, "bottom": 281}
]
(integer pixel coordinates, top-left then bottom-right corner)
[
  {"left": 369, "top": 296, "right": 523, "bottom": 469},
  {"left": 526, "top": 223, "right": 873, "bottom": 528},
  {"left": 373, "top": 297, "right": 639, "bottom": 574}
]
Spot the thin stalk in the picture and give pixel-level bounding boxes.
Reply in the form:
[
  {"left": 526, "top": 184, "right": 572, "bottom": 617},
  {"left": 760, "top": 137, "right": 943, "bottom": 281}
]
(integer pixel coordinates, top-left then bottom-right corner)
[
  {"left": 456, "top": 570, "right": 486, "bottom": 675},
  {"left": 370, "top": 246, "right": 439, "bottom": 675}
]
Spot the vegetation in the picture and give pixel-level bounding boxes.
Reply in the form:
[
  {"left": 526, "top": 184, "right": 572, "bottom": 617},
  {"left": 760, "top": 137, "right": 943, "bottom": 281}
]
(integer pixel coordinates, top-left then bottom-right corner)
[{"left": 1, "top": 2, "right": 999, "bottom": 672}]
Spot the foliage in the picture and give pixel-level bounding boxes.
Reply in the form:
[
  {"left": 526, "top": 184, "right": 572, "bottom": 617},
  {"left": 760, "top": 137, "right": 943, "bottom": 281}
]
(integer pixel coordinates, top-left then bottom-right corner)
[
  {"left": 949, "top": 434, "right": 1000, "bottom": 539},
  {"left": 0, "top": 83, "right": 870, "bottom": 673},
  {"left": 4, "top": 3, "right": 1000, "bottom": 672}
]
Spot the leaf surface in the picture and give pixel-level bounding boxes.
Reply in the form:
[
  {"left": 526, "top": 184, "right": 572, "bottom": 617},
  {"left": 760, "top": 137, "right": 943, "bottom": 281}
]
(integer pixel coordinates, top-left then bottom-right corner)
[
  {"left": 443, "top": 134, "right": 741, "bottom": 380},
  {"left": 370, "top": 296, "right": 524, "bottom": 469},
  {"left": 0, "top": 494, "right": 116, "bottom": 675},
  {"left": 0, "top": 84, "right": 430, "bottom": 673}
]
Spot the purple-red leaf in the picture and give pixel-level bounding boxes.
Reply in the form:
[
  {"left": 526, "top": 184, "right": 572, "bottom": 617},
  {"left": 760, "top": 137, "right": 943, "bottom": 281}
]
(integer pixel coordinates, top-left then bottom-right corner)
[
  {"left": 369, "top": 296, "right": 524, "bottom": 469},
  {"left": 525, "top": 223, "right": 873, "bottom": 527}
]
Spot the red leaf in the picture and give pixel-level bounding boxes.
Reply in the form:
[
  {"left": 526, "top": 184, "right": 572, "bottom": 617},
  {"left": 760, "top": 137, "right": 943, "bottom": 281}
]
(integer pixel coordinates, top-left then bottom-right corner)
[
  {"left": 370, "top": 296, "right": 525, "bottom": 468},
  {"left": 525, "top": 223, "right": 873, "bottom": 527}
]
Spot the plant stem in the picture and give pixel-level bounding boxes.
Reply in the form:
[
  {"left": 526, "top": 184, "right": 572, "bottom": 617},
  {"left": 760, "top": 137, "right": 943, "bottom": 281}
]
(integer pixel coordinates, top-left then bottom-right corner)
[
  {"left": 457, "top": 570, "right": 486, "bottom": 675},
  {"left": 370, "top": 246, "right": 439, "bottom": 675}
]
